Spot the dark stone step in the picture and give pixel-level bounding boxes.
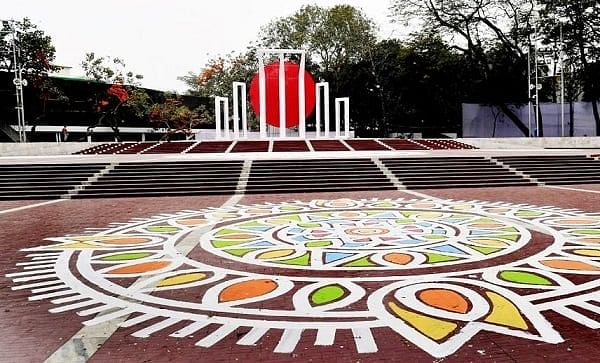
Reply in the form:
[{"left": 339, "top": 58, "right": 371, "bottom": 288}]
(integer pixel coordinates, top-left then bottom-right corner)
[
  {"left": 406, "top": 181, "right": 536, "bottom": 189},
  {"left": 104, "top": 171, "right": 242, "bottom": 178},
  {"left": 0, "top": 194, "right": 63, "bottom": 200},
  {"left": 73, "top": 189, "right": 236, "bottom": 198},
  {"left": 382, "top": 157, "right": 487, "bottom": 162},
  {"left": 397, "top": 175, "right": 523, "bottom": 182},
  {"left": 543, "top": 179, "right": 600, "bottom": 185},
  {"left": 403, "top": 177, "right": 528, "bottom": 186},
  {"left": 119, "top": 161, "right": 242, "bottom": 166},
  {"left": 85, "top": 181, "right": 238, "bottom": 190},
  {"left": 245, "top": 184, "right": 397, "bottom": 194},
  {"left": 246, "top": 180, "right": 393, "bottom": 188},
  {"left": 248, "top": 174, "right": 387, "bottom": 181}
]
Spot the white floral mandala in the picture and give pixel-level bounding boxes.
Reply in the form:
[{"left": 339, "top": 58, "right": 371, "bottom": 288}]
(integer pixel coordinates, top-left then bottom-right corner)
[{"left": 8, "top": 198, "right": 600, "bottom": 358}]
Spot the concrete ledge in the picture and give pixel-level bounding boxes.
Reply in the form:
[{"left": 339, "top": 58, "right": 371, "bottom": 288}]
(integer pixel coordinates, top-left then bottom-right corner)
[
  {"left": 0, "top": 142, "right": 103, "bottom": 157},
  {"left": 2, "top": 137, "right": 600, "bottom": 157},
  {"left": 458, "top": 137, "right": 600, "bottom": 149}
]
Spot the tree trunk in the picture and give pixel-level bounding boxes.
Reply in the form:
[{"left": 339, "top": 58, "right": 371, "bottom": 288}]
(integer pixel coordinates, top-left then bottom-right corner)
[
  {"left": 537, "top": 104, "right": 544, "bottom": 137},
  {"left": 569, "top": 100, "right": 575, "bottom": 137},
  {"left": 591, "top": 99, "right": 600, "bottom": 136}
]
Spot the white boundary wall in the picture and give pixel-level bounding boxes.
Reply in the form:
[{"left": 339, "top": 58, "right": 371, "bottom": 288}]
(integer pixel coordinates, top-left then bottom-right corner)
[{"left": 463, "top": 102, "right": 597, "bottom": 137}]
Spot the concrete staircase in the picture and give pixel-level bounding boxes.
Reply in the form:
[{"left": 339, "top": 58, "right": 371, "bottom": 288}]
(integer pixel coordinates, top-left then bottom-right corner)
[
  {"left": 0, "top": 163, "right": 108, "bottom": 200},
  {"left": 245, "top": 159, "right": 396, "bottom": 194},
  {"left": 381, "top": 157, "right": 534, "bottom": 189},
  {"left": 493, "top": 155, "right": 600, "bottom": 185},
  {"left": 73, "top": 161, "right": 244, "bottom": 198},
  {"left": 6, "top": 155, "right": 598, "bottom": 201}
]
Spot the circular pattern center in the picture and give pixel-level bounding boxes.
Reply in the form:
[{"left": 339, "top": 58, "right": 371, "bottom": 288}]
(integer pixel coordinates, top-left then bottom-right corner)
[{"left": 200, "top": 209, "right": 529, "bottom": 270}]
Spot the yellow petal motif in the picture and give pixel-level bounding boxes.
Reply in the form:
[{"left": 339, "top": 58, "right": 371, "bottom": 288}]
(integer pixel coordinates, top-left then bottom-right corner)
[{"left": 388, "top": 301, "right": 458, "bottom": 341}]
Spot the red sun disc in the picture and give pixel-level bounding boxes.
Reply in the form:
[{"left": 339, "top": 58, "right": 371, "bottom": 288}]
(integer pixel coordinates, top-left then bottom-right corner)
[{"left": 249, "top": 61, "right": 316, "bottom": 128}]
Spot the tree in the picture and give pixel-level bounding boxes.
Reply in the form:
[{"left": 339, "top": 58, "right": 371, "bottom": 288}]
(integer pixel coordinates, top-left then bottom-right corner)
[
  {"left": 260, "top": 4, "right": 377, "bottom": 77},
  {"left": 390, "top": 0, "right": 535, "bottom": 136},
  {"left": 0, "top": 18, "right": 64, "bottom": 131},
  {"left": 0, "top": 18, "right": 58, "bottom": 75},
  {"left": 539, "top": 0, "right": 600, "bottom": 135},
  {"left": 336, "top": 36, "right": 469, "bottom": 137},
  {"left": 179, "top": 47, "right": 260, "bottom": 130},
  {"left": 179, "top": 48, "right": 258, "bottom": 98},
  {"left": 149, "top": 96, "right": 202, "bottom": 140},
  {"left": 81, "top": 52, "right": 143, "bottom": 85},
  {"left": 81, "top": 53, "right": 149, "bottom": 138}
]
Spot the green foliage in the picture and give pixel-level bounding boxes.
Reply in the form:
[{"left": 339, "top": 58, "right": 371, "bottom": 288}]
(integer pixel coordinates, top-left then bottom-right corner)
[
  {"left": 121, "top": 88, "right": 151, "bottom": 120},
  {"left": 148, "top": 97, "right": 201, "bottom": 133},
  {"left": 337, "top": 35, "right": 469, "bottom": 136},
  {"left": 81, "top": 52, "right": 144, "bottom": 85},
  {"left": 179, "top": 48, "right": 258, "bottom": 98},
  {"left": 390, "top": 0, "right": 534, "bottom": 135},
  {"left": 0, "top": 18, "right": 58, "bottom": 75},
  {"left": 260, "top": 4, "right": 377, "bottom": 74}
]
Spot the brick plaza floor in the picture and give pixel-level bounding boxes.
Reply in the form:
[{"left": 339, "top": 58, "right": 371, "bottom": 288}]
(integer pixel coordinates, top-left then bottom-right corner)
[{"left": 1, "top": 186, "right": 599, "bottom": 363}]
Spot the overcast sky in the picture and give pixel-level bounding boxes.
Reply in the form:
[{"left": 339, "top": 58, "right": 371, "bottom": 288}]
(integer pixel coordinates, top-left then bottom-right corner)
[{"left": 3, "top": 1, "right": 398, "bottom": 92}]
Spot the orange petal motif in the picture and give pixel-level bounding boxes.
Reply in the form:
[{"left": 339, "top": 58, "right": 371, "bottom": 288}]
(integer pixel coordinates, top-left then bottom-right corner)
[
  {"left": 108, "top": 260, "right": 170, "bottom": 274},
  {"left": 383, "top": 253, "right": 414, "bottom": 266},
  {"left": 541, "top": 259, "right": 600, "bottom": 271},
  {"left": 219, "top": 279, "right": 278, "bottom": 303},
  {"left": 101, "top": 237, "right": 152, "bottom": 245},
  {"left": 418, "top": 289, "right": 470, "bottom": 314}
]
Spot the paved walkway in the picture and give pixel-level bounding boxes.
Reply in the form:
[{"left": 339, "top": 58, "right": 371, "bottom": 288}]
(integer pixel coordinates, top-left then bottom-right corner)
[{"left": 1, "top": 184, "right": 599, "bottom": 362}]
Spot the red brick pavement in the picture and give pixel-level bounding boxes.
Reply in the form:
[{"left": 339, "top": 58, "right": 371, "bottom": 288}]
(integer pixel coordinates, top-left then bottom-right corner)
[
  {"left": 0, "top": 196, "right": 229, "bottom": 363},
  {"left": 421, "top": 185, "right": 600, "bottom": 212},
  {"left": 1, "top": 187, "right": 600, "bottom": 362}
]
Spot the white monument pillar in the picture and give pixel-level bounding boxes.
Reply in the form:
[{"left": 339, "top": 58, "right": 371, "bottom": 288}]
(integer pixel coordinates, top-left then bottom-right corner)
[
  {"left": 335, "top": 97, "right": 350, "bottom": 138},
  {"left": 232, "top": 82, "right": 247, "bottom": 139},
  {"left": 258, "top": 55, "right": 267, "bottom": 138},
  {"left": 316, "top": 82, "right": 330, "bottom": 138},
  {"left": 214, "top": 96, "right": 229, "bottom": 139}
]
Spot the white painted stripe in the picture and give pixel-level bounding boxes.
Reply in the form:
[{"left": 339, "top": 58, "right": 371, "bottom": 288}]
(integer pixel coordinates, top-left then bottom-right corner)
[
  {"left": 131, "top": 317, "right": 180, "bottom": 338},
  {"left": 119, "top": 313, "right": 157, "bottom": 328},
  {"left": 12, "top": 273, "right": 57, "bottom": 282},
  {"left": 170, "top": 320, "right": 210, "bottom": 338},
  {"left": 315, "top": 328, "right": 336, "bottom": 346},
  {"left": 83, "top": 308, "right": 134, "bottom": 326},
  {"left": 577, "top": 301, "right": 600, "bottom": 315},
  {"left": 236, "top": 327, "right": 269, "bottom": 346},
  {"left": 31, "top": 256, "right": 60, "bottom": 261},
  {"left": 401, "top": 189, "right": 443, "bottom": 200},
  {"left": 554, "top": 306, "right": 600, "bottom": 329},
  {"left": 49, "top": 300, "right": 98, "bottom": 314},
  {"left": 25, "top": 252, "right": 62, "bottom": 258},
  {"left": 29, "top": 289, "right": 75, "bottom": 301},
  {"left": 31, "top": 284, "right": 68, "bottom": 294},
  {"left": 0, "top": 199, "right": 66, "bottom": 215},
  {"left": 52, "top": 294, "right": 84, "bottom": 304},
  {"left": 352, "top": 328, "right": 378, "bottom": 353},
  {"left": 77, "top": 305, "right": 113, "bottom": 317},
  {"left": 18, "top": 260, "right": 60, "bottom": 266},
  {"left": 7, "top": 268, "right": 55, "bottom": 277},
  {"left": 195, "top": 324, "right": 237, "bottom": 347},
  {"left": 546, "top": 185, "right": 600, "bottom": 194},
  {"left": 23, "top": 264, "right": 55, "bottom": 270},
  {"left": 11, "top": 280, "right": 62, "bottom": 290},
  {"left": 274, "top": 329, "right": 303, "bottom": 353}
]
